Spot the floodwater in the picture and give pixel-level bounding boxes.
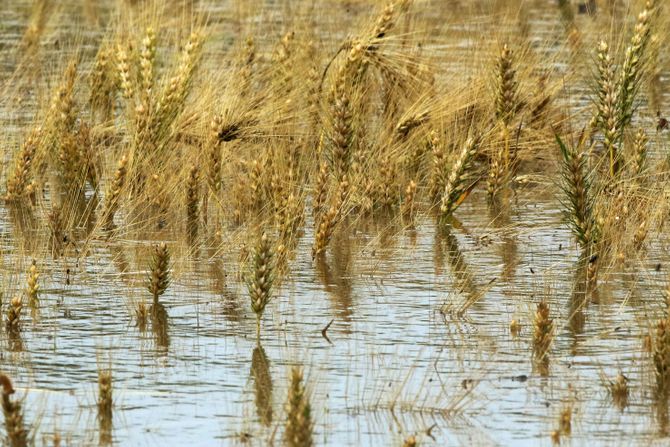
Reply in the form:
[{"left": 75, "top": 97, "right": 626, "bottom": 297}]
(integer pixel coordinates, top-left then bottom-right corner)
[{"left": 0, "top": 0, "right": 670, "bottom": 446}]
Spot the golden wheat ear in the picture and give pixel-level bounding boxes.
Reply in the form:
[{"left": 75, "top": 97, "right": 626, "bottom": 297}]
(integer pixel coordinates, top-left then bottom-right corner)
[
  {"left": 438, "top": 136, "right": 480, "bottom": 224},
  {"left": 654, "top": 301, "right": 670, "bottom": 392},
  {"left": 5, "top": 132, "right": 40, "bottom": 204},
  {"left": 186, "top": 164, "right": 200, "bottom": 231},
  {"left": 533, "top": 301, "right": 554, "bottom": 358},
  {"left": 247, "top": 232, "right": 276, "bottom": 343},
  {"left": 101, "top": 154, "right": 129, "bottom": 231},
  {"left": 148, "top": 243, "right": 171, "bottom": 305}
]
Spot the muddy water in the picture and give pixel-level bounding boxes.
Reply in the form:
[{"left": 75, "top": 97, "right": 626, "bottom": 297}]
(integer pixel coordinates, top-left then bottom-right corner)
[{"left": 1, "top": 1, "right": 670, "bottom": 446}]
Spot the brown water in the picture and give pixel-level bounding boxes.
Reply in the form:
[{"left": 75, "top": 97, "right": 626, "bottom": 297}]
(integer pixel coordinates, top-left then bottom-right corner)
[{"left": 1, "top": 0, "right": 669, "bottom": 446}]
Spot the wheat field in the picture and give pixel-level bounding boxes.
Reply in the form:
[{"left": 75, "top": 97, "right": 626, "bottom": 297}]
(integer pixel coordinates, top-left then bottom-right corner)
[{"left": 0, "top": 0, "right": 669, "bottom": 445}]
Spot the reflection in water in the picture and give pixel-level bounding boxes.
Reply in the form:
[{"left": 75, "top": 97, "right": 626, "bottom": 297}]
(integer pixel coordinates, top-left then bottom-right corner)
[
  {"left": 135, "top": 302, "right": 148, "bottom": 334},
  {"left": 656, "top": 387, "right": 669, "bottom": 437},
  {"left": 207, "top": 245, "right": 242, "bottom": 323},
  {"left": 568, "top": 255, "right": 601, "bottom": 357},
  {"left": 433, "top": 226, "right": 445, "bottom": 276},
  {"left": 609, "top": 372, "right": 628, "bottom": 412},
  {"left": 204, "top": 247, "right": 239, "bottom": 320},
  {"left": 202, "top": 245, "right": 242, "bottom": 322},
  {"left": 376, "top": 218, "right": 399, "bottom": 263},
  {"left": 557, "top": 0, "right": 574, "bottom": 26},
  {"left": 221, "top": 289, "right": 243, "bottom": 324},
  {"left": 0, "top": 376, "right": 28, "bottom": 447},
  {"left": 489, "top": 197, "right": 518, "bottom": 283},
  {"left": 207, "top": 247, "right": 227, "bottom": 296},
  {"left": 655, "top": 307, "right": 670, "bottom": 437},
  {"left": 406, "top": 226, "right": 417, "bottom": 248},
  {"left": 8, "top": 204, "right": 37, "bottom": 253},
  {"left": 250, "top": 345, "right": 273, "bottom": 427},
  {"left": 54, "top": 180, "right": 98, "bottom": 242},
  {"left": 83, "top": 194, "right": 99, "bottom": 237},
  {"left": 108, "top": 244, "right": 130, "bottom": 281},
  {"left": 442, "top": 226, "right": 475, "bottom": 292},
  {"left": 99, "top": 415, "right": 112, "bottom": 447},
  {"left": 48, "top": 204, "right": 67, "bottom": 258},
  {"left": 437, "top": 225, "right": 482, "bottom": 315},
  {"left": 98, "top": 368, "right": 113, "bottom": 446},
  {"left": 150, "top": 302, "right": 170, "bottom": 353},
  {"left": 6, "top": 328, "right": 23, "bottom": 353},
  {"left": 187, "top": 220, "right": 199, "bottom": 247},
  {"left": 534, "top": 354, "right": 550, "bottom": 378},
  {"left": 568, "top": 260, "right": 588, "bottom": 340},
  {"left": 316, "top": 233, "right": 354, "bottom": 326}
]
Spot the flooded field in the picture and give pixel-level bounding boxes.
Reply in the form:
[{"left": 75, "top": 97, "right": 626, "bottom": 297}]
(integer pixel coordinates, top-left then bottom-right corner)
[{"left": 1, "top": 0, "right": 670, "bottom": 445}]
